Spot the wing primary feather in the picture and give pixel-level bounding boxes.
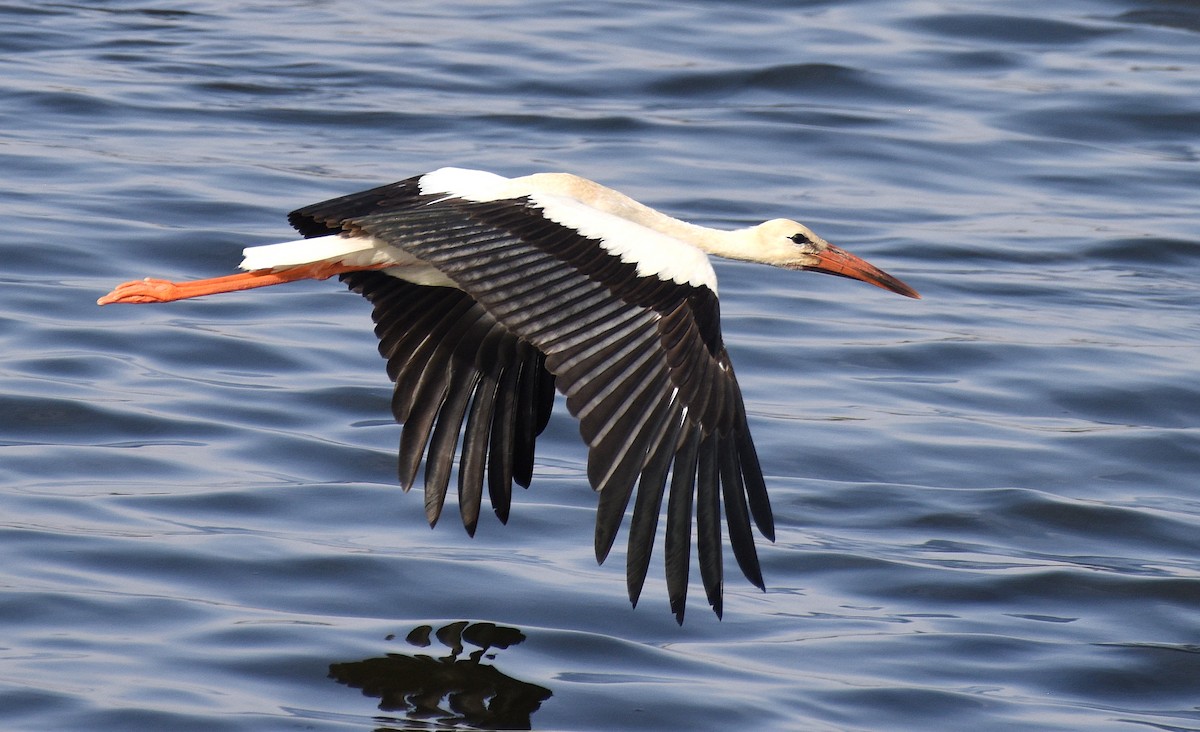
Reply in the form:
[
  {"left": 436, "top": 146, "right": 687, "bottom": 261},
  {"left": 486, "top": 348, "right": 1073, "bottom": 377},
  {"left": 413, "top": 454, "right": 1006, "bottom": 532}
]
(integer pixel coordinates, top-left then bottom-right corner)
[
  {"left": 720, "top": 434, "right": 764, "bottom": 589},
  {"left": 395, "top": 298, "right": 479, "bottom": 492},
  {"left": 696, "top": 432, "right": 724, "bottom": 619},
  {"left": 423, "top": 359, "right": 485, "bottom": 526},
  {"left": 510, "top": 350, "right": 543, "bottom": 488},
  {"left": 396, "top": 379, "right": 446, "bottom": 493},
  {"left": 458, "top": 333, "right": 509, "bottom": 536},
  {"left": 487, "top": 341, "right": 522, "bottom": 523},
  {"left": 665, "top": 425, "right": 701, "bottom": 625},
  {"left": 422, "top": 306, "right": 494, "bottom": 466},
  {"left": 458, "top": 382, "right": 492, "bottom": 535},
  {"left": 736, "top": 413, "right": 775, "bottom": 541},
  {"left": 626, "top": 401, "right": 683, "bottom": 607}
]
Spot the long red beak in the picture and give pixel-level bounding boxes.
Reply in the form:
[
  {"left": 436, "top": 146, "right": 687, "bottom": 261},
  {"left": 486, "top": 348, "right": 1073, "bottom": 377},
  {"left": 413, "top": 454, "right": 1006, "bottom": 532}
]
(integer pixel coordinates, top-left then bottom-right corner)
[{"left": 805, "top": 245, "right": 920, "bottom": 299}]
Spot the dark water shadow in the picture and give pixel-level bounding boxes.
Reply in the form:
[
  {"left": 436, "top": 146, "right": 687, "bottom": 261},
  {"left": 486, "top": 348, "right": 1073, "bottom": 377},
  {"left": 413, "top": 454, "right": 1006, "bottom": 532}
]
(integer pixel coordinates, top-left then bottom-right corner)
[{"left": 330, "top": 621, "right": 552, "bottom": 730}]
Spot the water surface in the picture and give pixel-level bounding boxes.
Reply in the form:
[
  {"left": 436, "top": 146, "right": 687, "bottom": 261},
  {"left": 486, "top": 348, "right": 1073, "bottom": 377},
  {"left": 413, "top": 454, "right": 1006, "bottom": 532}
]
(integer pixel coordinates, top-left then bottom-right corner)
[{"left": 2, "top": 1, "right": 1199, "bottom": 730}]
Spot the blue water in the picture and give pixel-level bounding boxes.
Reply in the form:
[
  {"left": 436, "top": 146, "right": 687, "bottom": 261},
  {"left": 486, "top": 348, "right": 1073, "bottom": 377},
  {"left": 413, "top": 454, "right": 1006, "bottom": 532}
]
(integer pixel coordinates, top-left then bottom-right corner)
[{"left": 3, "top": 1, "right": 1199, "bottom": 729}]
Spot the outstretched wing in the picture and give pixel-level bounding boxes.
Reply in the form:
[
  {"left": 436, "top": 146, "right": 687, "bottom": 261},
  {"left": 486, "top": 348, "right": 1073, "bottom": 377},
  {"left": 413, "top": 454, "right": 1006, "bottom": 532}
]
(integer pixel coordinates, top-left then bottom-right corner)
[
  {"left": 340, "top": 271, "right": 556, "bottom": 536},
  {"left": 290, "top": 178, "right": 774, "bottom": 621}
]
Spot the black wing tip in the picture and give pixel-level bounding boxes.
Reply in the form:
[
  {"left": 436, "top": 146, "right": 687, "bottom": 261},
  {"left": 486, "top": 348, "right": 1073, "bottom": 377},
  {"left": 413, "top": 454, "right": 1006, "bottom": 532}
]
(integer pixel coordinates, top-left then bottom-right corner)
[
  {"left": 669, "top": 597, "right": 729, "bottom": 623},
  {"left": 595, "top": 536, "right": 614, "bottom": 566},
  {"left": 749, "top": 569, "right": 767, "bottom": 592},
  {"left": 754, "top": 487, "right": 777, "bottom": 542},
  {"left": 703, "top": 583, "right": 724, "bottom": 620}
]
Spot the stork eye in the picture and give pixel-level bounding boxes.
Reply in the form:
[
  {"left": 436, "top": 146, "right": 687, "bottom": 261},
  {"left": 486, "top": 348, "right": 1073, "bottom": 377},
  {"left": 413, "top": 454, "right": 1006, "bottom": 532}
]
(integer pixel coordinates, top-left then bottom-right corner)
[{"left": 789, "top": 232, "right": 812, "bottom": 245}]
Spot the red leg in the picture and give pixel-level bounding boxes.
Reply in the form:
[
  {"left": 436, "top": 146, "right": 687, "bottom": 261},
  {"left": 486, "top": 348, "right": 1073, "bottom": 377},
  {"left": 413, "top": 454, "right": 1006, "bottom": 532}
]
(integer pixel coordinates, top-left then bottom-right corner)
[{"left": 97, "top": 261, "right": 391, "bottom": 305}]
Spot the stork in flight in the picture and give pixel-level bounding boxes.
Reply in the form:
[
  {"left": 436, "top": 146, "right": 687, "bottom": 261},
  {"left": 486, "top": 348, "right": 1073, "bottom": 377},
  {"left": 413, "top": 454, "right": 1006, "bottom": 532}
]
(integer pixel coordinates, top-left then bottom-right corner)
[{"left": 99, "top": 167, "right": 919, "bottom": 623}]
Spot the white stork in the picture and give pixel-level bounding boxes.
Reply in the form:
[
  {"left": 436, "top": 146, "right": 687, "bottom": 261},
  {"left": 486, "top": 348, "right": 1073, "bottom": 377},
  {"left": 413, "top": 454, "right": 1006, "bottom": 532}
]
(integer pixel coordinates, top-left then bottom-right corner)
[{"left": 99, "top": 167, "right": 919, "bottom": 622}]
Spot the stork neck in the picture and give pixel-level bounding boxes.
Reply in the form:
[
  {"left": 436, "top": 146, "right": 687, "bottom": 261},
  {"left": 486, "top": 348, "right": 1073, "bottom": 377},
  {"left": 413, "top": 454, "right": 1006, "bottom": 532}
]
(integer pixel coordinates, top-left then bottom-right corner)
[
  {"left": 587, "top": 193, "right": 753, "bottom": 261},
  {"left": 655, "top": 218, "right": 759, "bottom": 263}
]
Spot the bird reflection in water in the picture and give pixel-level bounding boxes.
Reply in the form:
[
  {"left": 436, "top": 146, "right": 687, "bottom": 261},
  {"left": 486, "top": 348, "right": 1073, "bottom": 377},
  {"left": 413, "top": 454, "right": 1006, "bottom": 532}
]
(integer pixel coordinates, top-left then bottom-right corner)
[{"left": 329, "top": 621, "right": 551, "bottom": 730}]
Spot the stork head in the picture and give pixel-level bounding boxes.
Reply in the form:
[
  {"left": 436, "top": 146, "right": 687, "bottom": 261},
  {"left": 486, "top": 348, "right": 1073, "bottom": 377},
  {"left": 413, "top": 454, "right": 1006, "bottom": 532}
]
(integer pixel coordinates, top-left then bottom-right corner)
[{"left": 753, "top": 218, "right": 920, "bottom": 299}]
